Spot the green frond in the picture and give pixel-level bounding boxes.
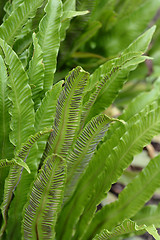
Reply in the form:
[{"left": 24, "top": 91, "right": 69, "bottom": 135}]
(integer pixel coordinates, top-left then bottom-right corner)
[
  {"left": 22, "top": 154, "right": 66, "bottom": 240},
  {"left": 122, "top": 25, "right": 156, "bottom": 54},
  {"left": 28, "top": 33, "right": 44, "bottom": 110},
  {"left": 35, "top": 81, "right": 63, "bottom": 162},
  {"left": 0, "top": 47, "right": 12, "bottom": 159},
  {"left": 43, "top": 66, "right": 89, "bottom": 160},
  {"left": 57, "top": 99, "right": 160, "bottom": 240},
  {"left": 0, "top": 54, "right": 13, "bottom": 206},
  {"left": 93, "top": 219, "right": 160, "bottom": 240},
  {"left": 132, "top": 203, "right": 160, "bottom": 228},
  {"left": 103, "top": 77, "right": 160, "bottom": 143},
  {"left": 81, "top": 26, "right": 156, "bottom": 126},
  {"left": 0, "top": 158, "right": 30, "bottom": 173},
  {"left": 37, "top": 0, "right": 62, "bottom": 92},
  {"left": 0, "top": 38, "right": 35, "bottom": 150},
  {"left": 0, "top": 129, "right": 51, "bottom": 238},
  {"left": 87, "top": 153, "right": 160, "bottom": 239},
  {"left": 0, "top": 0, "right": 44, "bottom": 45},
  {"left": 65, "top": 114, "right": 115, "bottom": 201}
]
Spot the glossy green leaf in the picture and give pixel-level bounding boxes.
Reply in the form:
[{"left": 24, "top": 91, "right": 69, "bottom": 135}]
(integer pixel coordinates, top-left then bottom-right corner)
[
  {"left": 28, "top": 33, "right": 44, "bottom": 110},
  {"left": 37, "top": 0, "right": 62, "bottom": 92},
  {"left": 0, "top": 55, "right": 13, "bottom": 207},
  {"left": 35, "top": 80, "right": 63, "bottom": 162},
  {"left": 0, "top": 38, "right": 35, "bottom": 150}
]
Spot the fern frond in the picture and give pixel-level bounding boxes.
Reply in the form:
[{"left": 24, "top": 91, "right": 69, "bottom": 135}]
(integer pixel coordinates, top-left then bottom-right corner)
[
  {"left": 37, "top": 0, "right": 62, "bottom": 92},
  {"left": 80, "top": 26, "right": 156, "bottom": 126},
  {"left": 35, "top": 81, "right": 63, "bottom": 161},
  {"left": 0, "top": 129, "right": 51, "bottom": 238},
  {"left": 0, "top": 38, "right": 35, "bottom": 150},
  {"left": 93, "top": 219, "right": 160, "bottom": 240},
  {"left": 57, "top": 99, "right": 160, "bottom": 240},
  {"left": 28, "top": 33, "right": 44, "bottom": 110},
  {"left": 0, "top": 54, "right": 13, "bottom": 206},
  {"left": 87, "top": 153, "right": 160, "bottom": 239},
  {"left": 65, "top": 114, "right": 114, "bottom": 201},
  {"left": 103, "top": 77, "right": 160, "bottom": 144},
  {"left": 43, "top": 66, "right": 89, "bottom": 160},
  {"left": 132, "top": 203, "right": 160, "bottom": 227},
  {"left": 0, "top": 0, "right": 44, "bottom": 45},
  {"left": 22, "top": 154, "right": 66, "bottom": 240},
  {"left": 0, "top": 55, "right": 12, "bottom": 159}
]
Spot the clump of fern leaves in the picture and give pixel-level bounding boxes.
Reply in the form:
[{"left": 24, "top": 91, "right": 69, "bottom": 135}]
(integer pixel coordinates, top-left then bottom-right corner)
[{"left": 0, "top": 1, "right": 160, "bottom": 240}]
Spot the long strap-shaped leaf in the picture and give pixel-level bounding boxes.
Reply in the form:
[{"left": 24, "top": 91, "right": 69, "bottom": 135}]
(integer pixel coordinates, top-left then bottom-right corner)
[
  {"left": 101, "top": 77, "right": 160, "bottom": 148},
  {"left": 80, "top": 26, "right": 155, "bottom": 127},
  {"left": 0, "top": 55, "right": 13, "bottom": 206},
  {"left": 0, "top": 0, "right": 44, "bottom": 45},
  {"left": 0, "top": 38, "right": 35, "bottom": 150},
  {"left": 35, "top": 80, "right": 63, "bottom": 161},
  {"left": 22, "top": 154, "right": 66, "bottom": 240},
  {"left": 93, "top": 219, "right": 160, "bottom": 240},
  {"left": 56, "top": 99, "right": 160, "bottom": 240},
  {"left": 87, "top": 153, "right": 160, "bottom": 240},
  {"left": 132, "top": 203, "right": 160, "bottom": 228},
  {"left": 65, "top": 114, "right": 115, "bottom": 201},
  {"left": 37, "top": 0, "right": 62, "bottom": 92},
  {"left": 0, "top": 55, "right": 12, "bottom": 159},
  {"left": 43, "top": 66, "right": 89, "bottom": 160},
  {"left": 28, "top": 33, "right": 44, "bottom": 110},
  {"left": 0, "top": 129, "right": 51, "bottom": 238}
]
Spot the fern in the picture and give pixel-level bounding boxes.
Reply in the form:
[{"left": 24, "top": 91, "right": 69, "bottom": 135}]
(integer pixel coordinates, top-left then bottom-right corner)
[
  {"left": 57, "top": 99, "right": 160, "bottom": 240},
  {"left": 93, "top": 219, "right": 160, "bottom": 240},
  {"left": 86, "top": 153, "right": 160, "bottom": 239},
  {"left": 0, "top": 129, "right": 51, "bottom": 238},
  {"left": 42, "top": 66, "right": 89, "bottom": 160},
  {"left": 28, "top": 33, "right": 44, "bottom": 110},
  {"left": 0, "top": 0, "right": 44, "bottom": 45},
  {"left": 22, "top": 154, "right": 66, "bottom": 240},
  {"left": 65, "top": 114, "right": 121, "bottom": 201},
  {"left": 0, "top": 1, "right": 160, "bottom": 240},
  {"left": 37, "top": 0, "right": 62, "bottom": 92}
]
